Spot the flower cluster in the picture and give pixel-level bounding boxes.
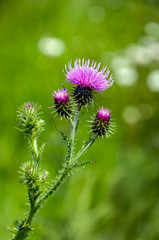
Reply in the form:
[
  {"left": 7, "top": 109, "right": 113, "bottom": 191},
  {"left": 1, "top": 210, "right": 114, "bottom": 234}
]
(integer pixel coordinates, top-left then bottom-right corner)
[
  {"left": 13, "top": 58, "right": 116, "bottom": 240},
  {"left": 53, "top": 58, "right": 114, "bottom": 137}
]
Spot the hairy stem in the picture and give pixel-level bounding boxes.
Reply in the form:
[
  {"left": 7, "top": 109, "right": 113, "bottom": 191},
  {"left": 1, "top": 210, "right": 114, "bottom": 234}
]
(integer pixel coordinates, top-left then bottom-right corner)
[
  {"left": 71, "top": 135, "right": 97, "bottom": 164},
  {"left": 69, "top": 110, "right": 79, "bottom": 163},
  {"left": 12, "top": 109, "right": 97, "bottom": 240},
  {"left": 35, "top": 166, "right": 70, "bottom": 211},
  {"left": 12, "top": 199, "right": 36, "bottom": 240},
  {"left": 29, "top": 135, "right": 39, "bottom": 166}
]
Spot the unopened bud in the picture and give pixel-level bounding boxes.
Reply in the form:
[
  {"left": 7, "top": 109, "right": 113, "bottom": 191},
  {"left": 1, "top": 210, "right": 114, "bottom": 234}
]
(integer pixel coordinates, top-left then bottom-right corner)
[
  {"left": 92, "top": 107, "right": 111, "bottom": 137},
  {"left": 53, "top": 89, "right": 72, "bottom": 118}
]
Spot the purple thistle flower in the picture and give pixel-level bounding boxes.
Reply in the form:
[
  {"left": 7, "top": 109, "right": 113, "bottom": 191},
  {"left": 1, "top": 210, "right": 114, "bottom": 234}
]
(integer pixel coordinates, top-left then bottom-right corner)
[
  {"left": 54, "top": 89, "right": 69, "bottom": 104},
  {"left": 92, "top": 107, "right": 112, "bottom": 137},
  {"left": 96, "top": 107, "right": 110, "bottom": 122},
  {"left": 64, "top": 59, "right": 113, "bottom": 106},
  {"left": 53, "top": 89, "right": 72, "bottom": 118},
  {"left": 64, "top": 58, "right": 113, "bottom": 92}
]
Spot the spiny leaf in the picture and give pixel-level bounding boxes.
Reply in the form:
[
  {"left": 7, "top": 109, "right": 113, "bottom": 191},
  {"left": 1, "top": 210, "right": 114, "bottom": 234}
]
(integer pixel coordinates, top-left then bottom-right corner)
[
  {"left": 55, "top": 127, "right": 70, "bottom": 143},
  {"left": 56, "top": 127, "right": 72, "bottom": 163},
  {"left": 39, "top": 143, "right": 46, "bottom": 159},
  {"left": 71, "top": 160, "right": 96, "bottom": 170}
]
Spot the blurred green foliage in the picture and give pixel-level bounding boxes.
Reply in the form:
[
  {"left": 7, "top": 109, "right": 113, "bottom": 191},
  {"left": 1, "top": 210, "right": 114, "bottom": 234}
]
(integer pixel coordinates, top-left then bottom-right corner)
[{"left": 0, "top": 0, "right": 159, "bottom": 239}]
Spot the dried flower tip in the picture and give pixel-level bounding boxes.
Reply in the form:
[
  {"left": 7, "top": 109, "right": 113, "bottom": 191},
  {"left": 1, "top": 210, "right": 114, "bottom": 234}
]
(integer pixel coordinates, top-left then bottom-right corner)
[
  {"left": 53, "top": 89, "right": 72, "bottom": 118},
  {"left": 43, "top": 172, "right": 46, "bottom": 180},
  {"left": 26, "top": 102, "right": 33, "bottom": 109}
]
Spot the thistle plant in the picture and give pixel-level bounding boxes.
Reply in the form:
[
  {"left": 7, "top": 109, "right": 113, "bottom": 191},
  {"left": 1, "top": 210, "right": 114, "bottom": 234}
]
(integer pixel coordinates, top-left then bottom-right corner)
[{"left": 10, "top": 59, "right": 115, "bottom": 240}]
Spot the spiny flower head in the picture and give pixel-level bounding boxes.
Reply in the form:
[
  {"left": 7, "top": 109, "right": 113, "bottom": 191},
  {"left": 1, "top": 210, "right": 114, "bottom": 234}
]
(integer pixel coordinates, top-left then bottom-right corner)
[
  {"left": 17, "top": 102, "right": 45, "bottom": 136},
  {"left": 92, "top": 107, "right": 114, "bottom": 137},
  {"left": 64, "top": 59, "right": 113, "bottom": 106},
  {"left": 20, "top": 162, "right": 47, "bottom": 191},
  {"left": 53, "top": 89, "right": 72, "bottom": 118}
]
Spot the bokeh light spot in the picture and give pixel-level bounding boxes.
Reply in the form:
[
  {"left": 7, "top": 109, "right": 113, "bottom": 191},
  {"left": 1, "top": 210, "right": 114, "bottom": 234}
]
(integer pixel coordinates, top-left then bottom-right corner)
[
  {"left": 125, "top": 44, "right": 152, "bottom": 65},
  {"left": 115, "top": 66, "right": 138, "bottom": 87},
  {"left": 139, "top": 103, "right": 153, "bottom": 120},
  {"left": 122, "top": 105, "right": 141, "bottom": 125},
  {"left": 38, "top": 37, "right": 65, "bottom": 57},
  {"left": 147, "top": 70, "right": 159, "bottom": 92},
  {"left": 112, "top": 56, "right": 130, "bottom": 68},
  {"left": 144, "top": 22, "right": 159, "bottom": 37}
]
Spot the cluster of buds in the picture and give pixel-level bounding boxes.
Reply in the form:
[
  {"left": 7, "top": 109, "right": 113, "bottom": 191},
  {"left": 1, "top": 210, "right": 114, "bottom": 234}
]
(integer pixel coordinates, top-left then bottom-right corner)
[{"left": 53, "top": 58, "right": 115, "bottom": 138}]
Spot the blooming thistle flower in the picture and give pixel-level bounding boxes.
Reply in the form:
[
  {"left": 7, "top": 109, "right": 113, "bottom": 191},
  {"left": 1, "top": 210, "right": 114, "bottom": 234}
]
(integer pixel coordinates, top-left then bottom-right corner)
[
  {"left": 53, "top": 89, "right": 72, "bottom": 118},
  {"left": 92, "top": 107, "right": 115, "bottom": 137},
  {"left": 64, "top": 59, "right": 113, "bottom": 106}
]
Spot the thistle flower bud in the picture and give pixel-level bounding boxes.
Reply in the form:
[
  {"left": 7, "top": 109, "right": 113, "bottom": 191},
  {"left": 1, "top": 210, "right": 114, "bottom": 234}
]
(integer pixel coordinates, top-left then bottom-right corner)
[
  {"left": 92, "top": 107, "right": 113, "bottom": 137},
  {"left": 17, "top": 102, "right": 45, "bottom": 136},
  {"left": 53, "top": 89, "right": 72, "bottom": 118},
  {"left": 20, "top": 162, "right": 46, "bottom": 197}
]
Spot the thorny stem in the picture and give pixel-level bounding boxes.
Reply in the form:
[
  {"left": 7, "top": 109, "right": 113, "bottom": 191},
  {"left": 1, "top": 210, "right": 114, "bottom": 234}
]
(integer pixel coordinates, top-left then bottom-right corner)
[
  {"left": 26, "top": 197, "right": 38, "bottom": 226},
  {"left": 71, "top": 134, "right": 98, "bottom": 164},
  {"left": 12, "top": 135, "right": 40, "bottom": 240},
  {"left": 12, "top": 201, "right": 37, "bottom": 240},
  {"left": 69, "top": 110, "right": 80, "bottom": 163},
  {"left": 35, "top": 166, "right": 70, "bottom": 211},
  {"left": 33, "top": 138, "right": 38, "bottom": 160},
  {"left": 35, "top": 110, "right": 81, "bottom": 209},
  {"left": 29, "top": 135, "right": 39, "bottom": 165},
  {"left": 35, "top": 112, "right": 97, "bottom": 211},
  {"left": 12, "top": 109, "right": 97, "bottom": 240}
]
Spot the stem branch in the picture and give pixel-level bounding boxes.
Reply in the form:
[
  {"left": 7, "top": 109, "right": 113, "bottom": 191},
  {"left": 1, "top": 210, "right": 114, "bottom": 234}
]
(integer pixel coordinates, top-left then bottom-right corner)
[
  {"left": 71, "top": 135, "right": 97, "bottom": 164},
  {"left": 69, "top": 110, "right": 79, "bottom": 163}
]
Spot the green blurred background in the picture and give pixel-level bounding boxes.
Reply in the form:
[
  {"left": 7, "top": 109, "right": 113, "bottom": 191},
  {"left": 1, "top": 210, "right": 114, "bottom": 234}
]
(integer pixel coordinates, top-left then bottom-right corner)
[{"left": 0, "top": 0, "right": 159, "bottom": 239}]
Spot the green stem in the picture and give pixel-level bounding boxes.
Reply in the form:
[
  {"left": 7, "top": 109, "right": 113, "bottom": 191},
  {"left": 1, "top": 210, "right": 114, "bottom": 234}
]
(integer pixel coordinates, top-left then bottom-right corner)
[
  {"left": 12, "top": 200, "right": 36, "bottom": 240},
  {"left": 33, "top": 137, "right": 38, "bottom": 159},
  {"left": 26, "top": 201, "right": 36, "bottom": 225},
  {"left": 29, "top": 135, "right": 39, "bottom": 167},
  {"left": 71, "top": 135, "right": 98, "bottom": 164},
  {"left": 12, "top": 109, "right": 97, "bottom": 240},
  {"left": 35, "top": 166, "right": 70, "bottom": 212},
  {"left": 69, "top": 110, "right": 79, "bottom": 163}
]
